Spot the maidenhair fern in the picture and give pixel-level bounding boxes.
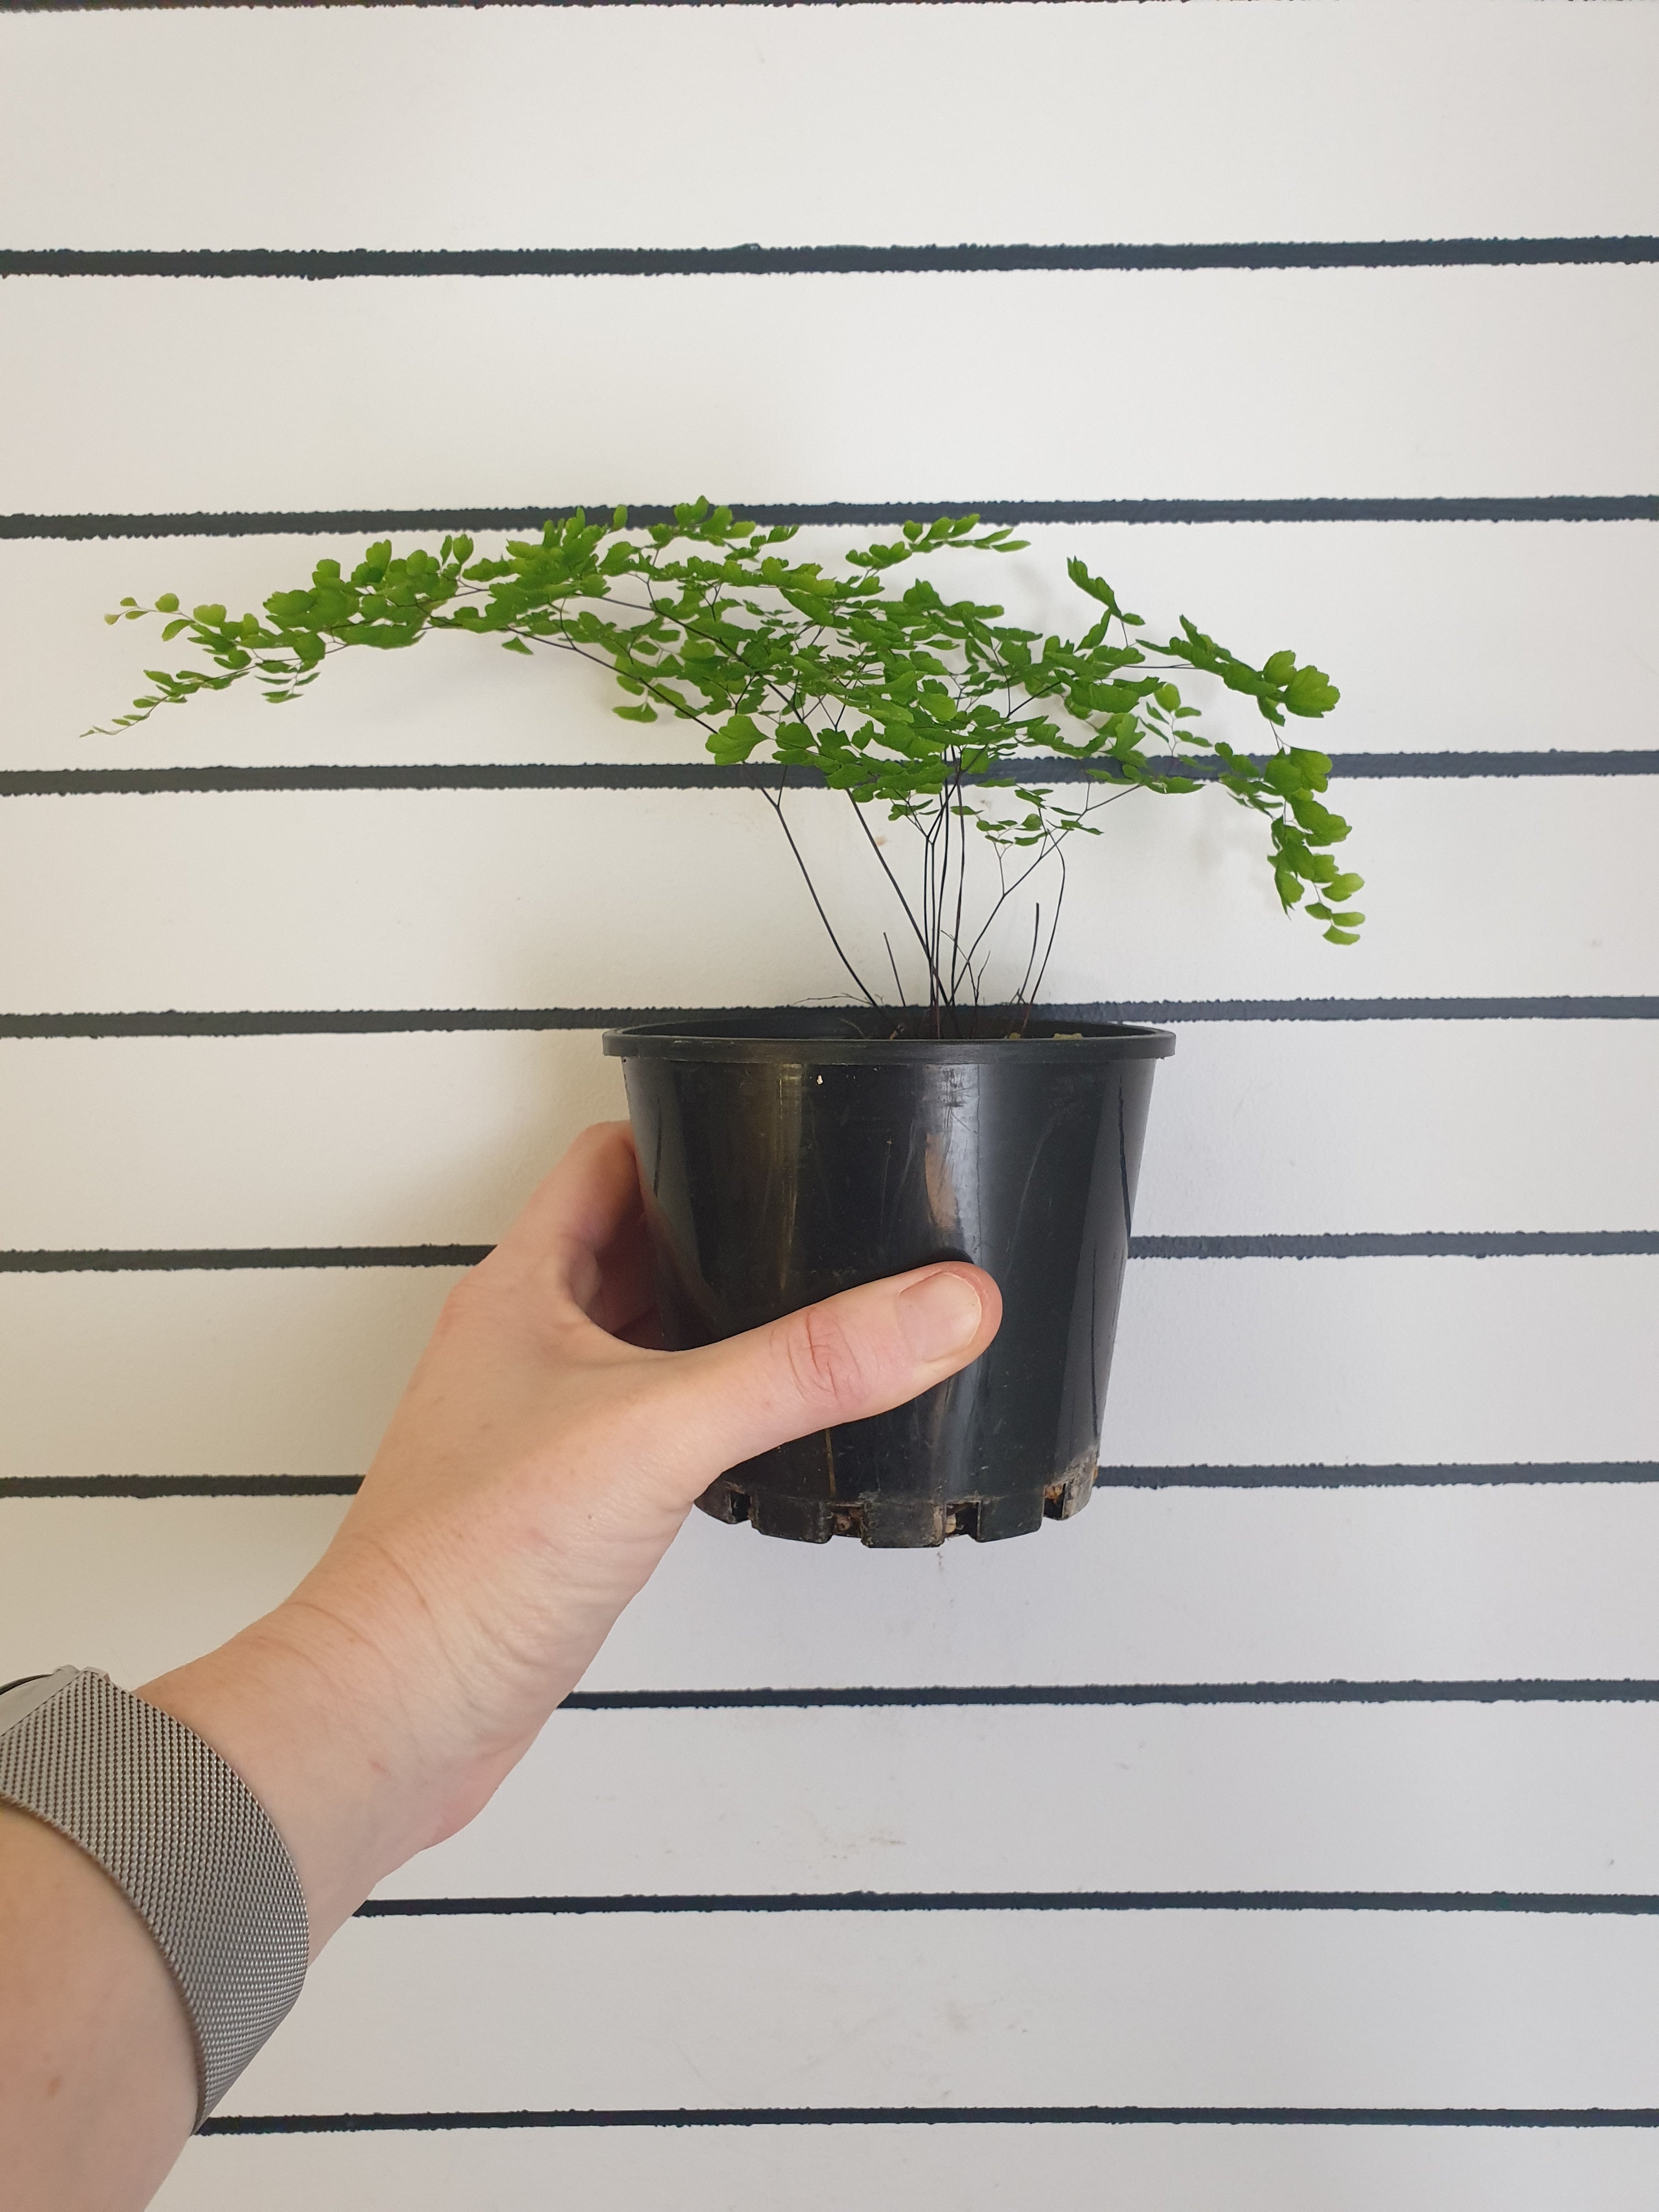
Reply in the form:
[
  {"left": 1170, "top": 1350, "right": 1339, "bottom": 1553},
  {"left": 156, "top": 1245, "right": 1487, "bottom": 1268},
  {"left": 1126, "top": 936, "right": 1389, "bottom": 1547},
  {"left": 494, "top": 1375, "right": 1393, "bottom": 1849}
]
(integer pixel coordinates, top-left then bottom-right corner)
[{"left": 94, "top": 501, "right": 1362, "bottom": 1019}]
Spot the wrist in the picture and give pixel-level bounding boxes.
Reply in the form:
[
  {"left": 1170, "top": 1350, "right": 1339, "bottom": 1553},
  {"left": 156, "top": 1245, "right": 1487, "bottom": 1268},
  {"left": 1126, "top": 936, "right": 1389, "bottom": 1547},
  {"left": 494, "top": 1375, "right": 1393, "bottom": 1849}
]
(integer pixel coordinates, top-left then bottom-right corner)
[{"left": 139, "top": 1583, "right": 478, "bottom": 1947}]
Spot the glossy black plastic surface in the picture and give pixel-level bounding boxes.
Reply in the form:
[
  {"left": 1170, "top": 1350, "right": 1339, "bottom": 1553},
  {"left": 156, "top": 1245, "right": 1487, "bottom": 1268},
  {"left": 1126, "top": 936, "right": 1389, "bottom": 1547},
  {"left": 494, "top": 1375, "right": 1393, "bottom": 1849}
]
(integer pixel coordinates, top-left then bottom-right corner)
[{"left": 604, "top": 1011, "right": 1173, "bottom": 1547}]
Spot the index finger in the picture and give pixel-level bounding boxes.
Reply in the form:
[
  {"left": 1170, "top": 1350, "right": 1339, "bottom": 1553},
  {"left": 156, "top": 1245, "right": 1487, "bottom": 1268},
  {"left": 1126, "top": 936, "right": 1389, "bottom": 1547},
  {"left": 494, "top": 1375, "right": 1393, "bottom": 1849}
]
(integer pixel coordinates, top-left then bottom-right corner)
[{"left": 485, "top": 1121, "right": 645, "bottom": 1305}]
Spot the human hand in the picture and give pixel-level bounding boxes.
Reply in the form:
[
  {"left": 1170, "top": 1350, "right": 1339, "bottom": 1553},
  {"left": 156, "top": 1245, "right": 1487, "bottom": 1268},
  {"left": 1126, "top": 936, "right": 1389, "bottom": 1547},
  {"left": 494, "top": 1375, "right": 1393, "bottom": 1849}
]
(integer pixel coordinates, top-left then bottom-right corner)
[
  {"left": 145, "top": 1120, "right": 1001, "bottom": 1941},
  {"left": 3, "top": 1122, "right": 1000, "bottom": 2210}
]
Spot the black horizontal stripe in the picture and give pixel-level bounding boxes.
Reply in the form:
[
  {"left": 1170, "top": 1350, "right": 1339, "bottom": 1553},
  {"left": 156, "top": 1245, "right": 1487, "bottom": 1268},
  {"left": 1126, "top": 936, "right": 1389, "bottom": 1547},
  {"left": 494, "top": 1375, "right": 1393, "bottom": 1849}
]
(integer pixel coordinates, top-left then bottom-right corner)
[
  {"left": 3, "top": 498, "right": 1654, "bottom": 543},
  {"left": 1267, "top": 751, "right": 1659, "bottom": 780},
  {"left": 8, "top": 1660, "right": 1635, "bottom": 1706},
  {"left": 5, "top": 749, "right": 1654, "bottom": 799},
  {"left": 0, "top": 0, "right": 1147, "bottom": 12},
  {"left": 199, "top": 2106, "right": 1659, "bottom": 2135},
  {"left": 1135, "top": 1233, "right": 1659, "bottom": 1260},
  {"left": 4, "top": 999, "right": 1657, "bottom": 1041},
  {"left": 355, "top": 1890, "right": 1659, "bottom": 1918},
  {"left": 1103, "top": 1462, "right": 1659, "bottom": 1489},
  {"left": 6, "top": 1462, "right": 1651, "bottom": 1501},
  {"left": 7, "top": 1231, "right": 1650, "bottom": 1273},
  {"left": 0, "top": 0, "right": 1199, "bottom": 12},
  {"left": 8, "top": 239, "right": 1657, "bottom": 281},
  {"left": 558, "top": 1683, "right": 1659, "bottom": 1712},
  {"left": 0, "top": 1244, "right": 488, "bottom": 1273},
  {"left": 0, "top": 1474, "right": 364, "bottom": 1499}
]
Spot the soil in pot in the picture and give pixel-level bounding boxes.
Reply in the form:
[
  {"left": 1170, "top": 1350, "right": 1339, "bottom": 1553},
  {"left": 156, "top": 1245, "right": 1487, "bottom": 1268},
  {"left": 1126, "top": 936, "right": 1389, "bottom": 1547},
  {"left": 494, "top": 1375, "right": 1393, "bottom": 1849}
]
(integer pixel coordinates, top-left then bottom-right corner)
[{"left": 604, "top": 1010, "right": 1175, "bottom": 1547}]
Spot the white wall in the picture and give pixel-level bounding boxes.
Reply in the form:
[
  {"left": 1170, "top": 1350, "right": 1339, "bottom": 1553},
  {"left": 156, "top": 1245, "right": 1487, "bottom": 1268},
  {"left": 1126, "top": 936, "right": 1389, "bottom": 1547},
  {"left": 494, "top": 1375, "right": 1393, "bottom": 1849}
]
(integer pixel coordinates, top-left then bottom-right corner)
[{"left": 2, "top": 5, "right": 1657, "bottom": 2208}]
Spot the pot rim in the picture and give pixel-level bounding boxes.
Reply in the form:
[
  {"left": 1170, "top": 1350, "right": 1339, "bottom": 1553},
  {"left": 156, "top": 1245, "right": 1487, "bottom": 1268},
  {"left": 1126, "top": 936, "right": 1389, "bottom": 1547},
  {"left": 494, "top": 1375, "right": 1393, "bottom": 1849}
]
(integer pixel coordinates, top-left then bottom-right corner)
[{"left": 603, "top": 1007, "right": 1176, "bottom": 1064}]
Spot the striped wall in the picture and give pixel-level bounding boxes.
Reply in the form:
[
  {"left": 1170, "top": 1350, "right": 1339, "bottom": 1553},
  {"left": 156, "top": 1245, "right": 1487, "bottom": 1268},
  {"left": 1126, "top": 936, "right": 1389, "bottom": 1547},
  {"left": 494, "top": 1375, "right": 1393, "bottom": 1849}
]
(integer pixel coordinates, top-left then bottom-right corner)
[{"left": 2, "top": 4, "right": 1656, "bottom": 2208}]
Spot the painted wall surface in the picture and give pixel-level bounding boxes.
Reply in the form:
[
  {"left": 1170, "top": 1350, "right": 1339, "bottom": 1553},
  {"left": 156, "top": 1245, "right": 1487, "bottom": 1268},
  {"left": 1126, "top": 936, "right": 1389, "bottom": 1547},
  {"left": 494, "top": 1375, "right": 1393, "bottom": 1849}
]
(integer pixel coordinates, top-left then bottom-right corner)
[{"left": 1, "top": 4, "right": 1656, "bottom": 2207}]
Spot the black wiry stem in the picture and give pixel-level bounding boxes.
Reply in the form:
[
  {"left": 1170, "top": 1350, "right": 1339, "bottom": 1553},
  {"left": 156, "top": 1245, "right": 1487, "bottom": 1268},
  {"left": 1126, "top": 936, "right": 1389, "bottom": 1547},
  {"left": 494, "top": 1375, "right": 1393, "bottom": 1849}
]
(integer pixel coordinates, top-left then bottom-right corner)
[
  {"left": 882, "top": 932, "right": 907, "bottom": 1007},
  {"left": 1029, "top": 842, "right": 1068, "bottom": 1009},
  {"left": 847, "top": 794, "right": 938, "bottom": 1003},
  {"left": 761, "top": 775, "right": 878, "bottom": 1010}
]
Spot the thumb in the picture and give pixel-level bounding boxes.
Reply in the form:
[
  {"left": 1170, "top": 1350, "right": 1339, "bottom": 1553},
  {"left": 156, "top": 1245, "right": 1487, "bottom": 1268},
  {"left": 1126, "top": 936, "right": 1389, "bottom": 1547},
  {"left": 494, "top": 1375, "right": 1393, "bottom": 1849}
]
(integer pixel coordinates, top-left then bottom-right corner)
[{"left": 653, "top": 1263, "right": 1002, "bottom": 1483}]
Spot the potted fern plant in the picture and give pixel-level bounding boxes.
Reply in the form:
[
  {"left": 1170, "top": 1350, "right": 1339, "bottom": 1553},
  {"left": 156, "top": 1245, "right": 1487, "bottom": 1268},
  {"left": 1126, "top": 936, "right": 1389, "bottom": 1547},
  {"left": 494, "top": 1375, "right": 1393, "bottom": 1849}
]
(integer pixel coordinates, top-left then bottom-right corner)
[{"left": 97, "top": 503, "right": 1359, "bottom": 1547}]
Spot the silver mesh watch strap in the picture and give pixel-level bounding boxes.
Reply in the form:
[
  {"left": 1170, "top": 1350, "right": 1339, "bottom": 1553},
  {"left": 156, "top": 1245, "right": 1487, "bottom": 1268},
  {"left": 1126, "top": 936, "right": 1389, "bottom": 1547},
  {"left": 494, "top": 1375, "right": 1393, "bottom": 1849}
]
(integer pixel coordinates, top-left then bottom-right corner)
[{"left": 0, "top": 1667, "right": 309, "bottom": 2125}]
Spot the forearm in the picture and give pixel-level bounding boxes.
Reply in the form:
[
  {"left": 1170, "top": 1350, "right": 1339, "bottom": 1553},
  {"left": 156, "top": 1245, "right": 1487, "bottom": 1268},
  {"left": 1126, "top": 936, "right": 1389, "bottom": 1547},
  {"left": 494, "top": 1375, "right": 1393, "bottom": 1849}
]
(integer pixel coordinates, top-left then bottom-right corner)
[
  {"left": 0, "top": 1802, "right": 196, "bottom": 2212},
  {"left": 0, "top": 1472, "right": 669, "bottom": 2211},
  {"left": 0, "top": 1584, "right": 495, "bottom": 2212}
]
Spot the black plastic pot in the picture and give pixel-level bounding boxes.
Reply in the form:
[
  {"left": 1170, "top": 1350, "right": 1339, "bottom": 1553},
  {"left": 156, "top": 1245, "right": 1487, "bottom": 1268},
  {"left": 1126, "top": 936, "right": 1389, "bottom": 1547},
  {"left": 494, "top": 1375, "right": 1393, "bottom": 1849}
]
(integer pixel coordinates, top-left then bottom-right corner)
[{"left": 603, "top": 1011, "right": 1175, "bottom": 1548}]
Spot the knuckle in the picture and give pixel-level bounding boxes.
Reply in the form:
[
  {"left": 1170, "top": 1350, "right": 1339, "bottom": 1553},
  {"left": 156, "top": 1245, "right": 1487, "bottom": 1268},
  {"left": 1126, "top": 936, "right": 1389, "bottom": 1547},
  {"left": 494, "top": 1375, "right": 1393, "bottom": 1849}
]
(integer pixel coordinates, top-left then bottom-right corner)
[
  {"left": 432, "top": 1257, "right": 499, "bottom": 1341},
  {"left": 434, "top": 1276, "right": 482, "bottom": 1338},
  {"left": 780, "top": 1303, "right": 874, "bottom": 1412}
]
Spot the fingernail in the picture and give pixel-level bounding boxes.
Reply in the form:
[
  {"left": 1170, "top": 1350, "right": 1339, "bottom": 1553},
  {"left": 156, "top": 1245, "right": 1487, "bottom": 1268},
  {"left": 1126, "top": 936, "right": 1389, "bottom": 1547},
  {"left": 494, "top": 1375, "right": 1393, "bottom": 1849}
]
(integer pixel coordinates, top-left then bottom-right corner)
[{"left": 897, "top": 1271, "right": 984, "bottom": 1362}]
